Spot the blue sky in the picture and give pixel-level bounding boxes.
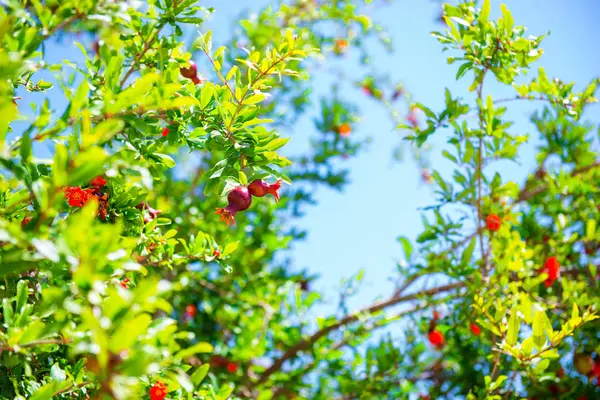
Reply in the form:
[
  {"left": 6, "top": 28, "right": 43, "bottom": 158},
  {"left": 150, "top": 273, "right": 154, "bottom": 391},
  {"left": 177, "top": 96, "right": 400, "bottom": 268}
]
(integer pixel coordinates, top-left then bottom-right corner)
[{"left": 205, "top": 0, "right": 600, "bottom": 316}]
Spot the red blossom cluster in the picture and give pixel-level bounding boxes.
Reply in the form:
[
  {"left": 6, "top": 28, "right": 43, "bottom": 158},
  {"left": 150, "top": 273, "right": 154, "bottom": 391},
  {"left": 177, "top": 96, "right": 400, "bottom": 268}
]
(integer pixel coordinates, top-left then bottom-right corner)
[
  {"left": 541, "top": 256, "right": 560, "bottom": 288},
  {"left": 64, "top": 176, "right": 109, "bottom": 219},
  {"left": 486, "top": 214, "right": 502, "bottom": 232},
  {"left": 149, "top": 381, "right": 168, "bottom": 400}
]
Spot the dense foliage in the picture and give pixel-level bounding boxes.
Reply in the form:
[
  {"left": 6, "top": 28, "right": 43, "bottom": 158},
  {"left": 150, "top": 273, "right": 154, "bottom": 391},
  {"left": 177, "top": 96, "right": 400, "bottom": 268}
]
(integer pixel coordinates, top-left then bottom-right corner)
[{"left": 0, "top": 0, "right": 599, "bottom": 399}]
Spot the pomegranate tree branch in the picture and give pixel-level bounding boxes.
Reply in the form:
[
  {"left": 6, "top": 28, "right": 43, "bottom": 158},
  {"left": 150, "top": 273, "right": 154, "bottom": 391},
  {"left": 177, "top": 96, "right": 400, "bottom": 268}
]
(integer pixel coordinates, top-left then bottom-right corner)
[
  {"left": 0, "top": 337, "right": 71, "bottom": 352},
  {"left": 52, "top": 381, "right": 94, "bottom": 396},
  {"left": 517, "top": 160, "right": 600, "bottom": 202},
  {"left": 253, "top": 281, "right": 465, "bottom": 387},
  {"left": 120, "top": 23, "right": 166, "bottom": 87},
  {"left": 202, "top": 48, "right": 239, "bottom": 103},
  {"left": 42, "top": 11, "right": 84, "bottom": 39}
]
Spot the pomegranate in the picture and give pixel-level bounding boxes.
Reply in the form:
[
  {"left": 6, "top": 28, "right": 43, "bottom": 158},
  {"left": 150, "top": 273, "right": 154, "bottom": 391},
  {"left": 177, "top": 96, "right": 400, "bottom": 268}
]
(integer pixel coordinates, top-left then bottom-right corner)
[
  {"left": 180, "top": 61, "right": 205, "bottom": 85},
  {"left": 428, "top": 329, "right": 444, "bottom": 348},
  {"left": 574, "top": 353, "right": 594, "bottom": 375},
  {"left": 215, "top": 186, "right": 252, "bottom": 226},
  {"left": 469, "top": 322, "right": 481, "bottom": 336},
  {"left": 248, "top": 179, "right": 282, "bottom": 202},
  {"left": 226, "top": 362, "right": 238, "bottom": 373},
  {"left": 185, "top": 304, "right": 197, "bottom": 318}
]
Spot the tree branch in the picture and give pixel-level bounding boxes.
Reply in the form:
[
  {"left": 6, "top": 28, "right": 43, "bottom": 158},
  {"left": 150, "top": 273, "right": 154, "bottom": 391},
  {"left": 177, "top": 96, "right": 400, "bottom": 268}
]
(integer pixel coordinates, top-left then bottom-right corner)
[
  {"left": 253, "top": 281, "right": 465, "bottom": 386},
  {"left": 120, "top": 23, "right": 166, "bottom": 87},
  {"left": 517, "top": 160, "right": 600, "bottom": 202}
]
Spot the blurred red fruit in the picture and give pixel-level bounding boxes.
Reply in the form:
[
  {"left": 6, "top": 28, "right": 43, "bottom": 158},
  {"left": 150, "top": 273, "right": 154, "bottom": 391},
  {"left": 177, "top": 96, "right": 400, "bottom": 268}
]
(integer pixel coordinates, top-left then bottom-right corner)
[
  {"left": 469, "top": 322, "right": 481, "bottom": 336},
  {"left": 226, "top": 362, "right": 238, "bottom": 373},
  {"left": 428, "top": 329, "right": 444, "bottom": 348},
  {"left": 185, "top": 304, "right": 197, "bottom": 318},
  {"left": 338, "top": 123, "right": 351, "bottom": 138},
  {"left": 542, "top": 256, "right": 560, "bottom": 287}
]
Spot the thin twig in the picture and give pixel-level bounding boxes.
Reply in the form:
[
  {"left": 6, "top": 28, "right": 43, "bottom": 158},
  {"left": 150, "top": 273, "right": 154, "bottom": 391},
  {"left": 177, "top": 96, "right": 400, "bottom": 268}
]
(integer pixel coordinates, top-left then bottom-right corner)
[
  {"left": 42, "top": 12, "right": 83, "bottom": 39},
  {"left": 52, "top": 381, "right": 94, "bottom": 397},
  {"left": 120, "top": 23, "right": 166, "bottom": 87},
  {"left": 253, "top": 281, "right": 465, "bottom": 387},
  {"left": 517, "top": 160, "right": 600, "bottom": 202}
]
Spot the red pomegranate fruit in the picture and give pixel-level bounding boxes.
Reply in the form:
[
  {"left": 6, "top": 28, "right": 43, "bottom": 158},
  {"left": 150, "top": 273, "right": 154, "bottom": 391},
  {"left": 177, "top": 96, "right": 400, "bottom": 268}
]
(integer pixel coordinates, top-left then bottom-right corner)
[
  {"left": 215, "top": 186, "right": 252, "bottom": 226},
  {"left": 248, "top": 179, "right": 282, "bottom": 202},
  {"left": 180, "top": 61, "right": 204, "bottom": 84}
]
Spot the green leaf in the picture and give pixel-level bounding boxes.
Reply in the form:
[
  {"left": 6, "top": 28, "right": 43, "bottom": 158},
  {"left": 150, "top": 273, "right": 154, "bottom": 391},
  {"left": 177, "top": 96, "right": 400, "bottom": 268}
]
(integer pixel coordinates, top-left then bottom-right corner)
[
  {"left": 532, "top": 310, "right": 548, "bottom": 348},
  {"left": 191, "top": 364, "right": 210, "bottom": 385},
  {"left": 397, "top": 236, "right": 413, "bottom": 261},
  {"left": 506, "top": 306, "right": 520, "bottom": 346},
  {"left": 500, "top": 4, "right": 515, "bottom": 32},
  {"left": 222, "top": 241, "right": 239, "bottom": 257},
  {"left": 243, "top": 93, "right": 266, "bottom": 105},
  {"left": 70, "top": 80, "right": 89, "bottom": 118},
  {"left": 521, "top": 336, "right": 534, "bottom": 356},
  {"left": 461, "top": 237, "right": 476, "bottom": 265},
  {"left": 264, "top": 137, "right": 289, "bottom": 151},
  {"left": 15, "top": 280, "right": 28, "bottom": 312},
  {"left": 175, "top": 342, "right": 214, "bottom": 359},
  {"left": 478, "top": 0, "right": 491, "bottom": 24},
  {"left": 571, "top": 303, "right": 580, "bottom": 322},
  {"left": 456, "top": 62, "right": 473, "bottom": 81},
  {"left": 84, "top": 119, "right": 124, "bottom": 148},
  {"left": 50, "top": 363, "right": 67, "bottom": 382},
  {"left": 2, "top": 298, "right": 14, "bottom": 326},
  {"left": 152, "top": 153, "right": 177, "bottom": 168},
  {"left": 586, "top": 219, "right": 596, "bottom": 240},
  {"left": 20, "top": 132, "right": 32, "bottom": 164},
  {"left": 534, "top": 359, "right": 550, "bottom": 374},
  {"left": 200, "top": 82, "right": 215, "bottom": 109}
]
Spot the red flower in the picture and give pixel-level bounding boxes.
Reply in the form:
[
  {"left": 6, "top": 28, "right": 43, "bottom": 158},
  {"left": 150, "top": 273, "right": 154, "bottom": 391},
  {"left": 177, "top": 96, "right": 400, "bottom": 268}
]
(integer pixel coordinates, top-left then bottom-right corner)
[
  {"left": 120, "top": 278, "right": 130, "bottom": 289},
  {"left": 337, "top": 123, "right": 351, "bottom": 138},
  {"left": 469, "top": 322, "right": 481, "bottom": 336},
  {"left": 248, "top": 179, "right": 282, "bottom": 203},
  {"left": 486, "top": 214, "right": 501, "bottom": 232},
  {"left": 226, "top": 362, "right": 238, "bottom": 373},
  {"left": 21, "top": 217, "right": 32, "bottom": 227},
  {"left": 428, "top": 329, "right": 444, "bottom": 348},
  {"left": 213, "top": 249, "right": 221, "bottom": 258},
  {"left": 162, "top": 127, "right": 169, "bottom": 137},
  {"left": 149, "top": 381, "right": 168, "bottom": 400},
  {"left": 335, "top": 38, "right": 348, "bottom": 53},
  {"left": 542, "top": 256, "right": 560, "bottom": 287},
  {"left": 90, "top": 176, "right": 107, "bottom": 188},
  {"left": 185, "top": 304, "right": 197, "bottom": 318},
  {"left": 65, "top": 187, "right": 94, "bottom": 208}
]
